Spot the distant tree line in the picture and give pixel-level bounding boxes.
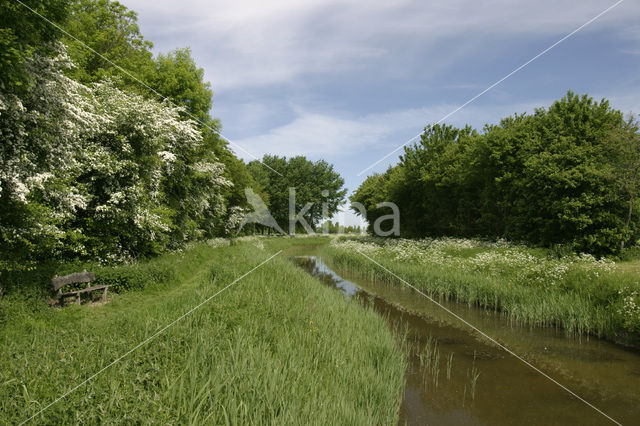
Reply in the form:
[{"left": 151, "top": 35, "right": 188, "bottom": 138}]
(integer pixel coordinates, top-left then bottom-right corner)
[
  {"left": 320, "top": 221, "right": 363, "bottom": 234},
  {"left": 352, "top": 92, "right": 640, "bottom": 254}
]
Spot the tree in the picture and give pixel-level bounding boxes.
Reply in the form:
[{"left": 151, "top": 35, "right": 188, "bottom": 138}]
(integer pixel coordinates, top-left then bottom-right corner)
[
  {"left": 247, "top": 156, "right": 346, "bottom": 233},
  {"left": 0, "top": 0, "right": 70, "bottom": 92},
  {"left": 150, "top": 48, "right": 213, "bottom": 123},
  {"left": 354, "top": 91, "right": 637, "bottom": 254},
  {"left": 63, "top": 0, "right": 154, "bottom": 89},
  {"left": 494, "top": 92, "right": 626, "bottom": 253},
  {"left": 62, "top": 1, "right": 262, "bottom": 237},
  {"left": 0, "top": 45, "right": 96, "bottom": 270},
  {"left": 0, "top": 45, "right": 230, "bottom": 265},
  {"left": 609, "top": 115, "right": 640, "bottom": 249},
  {"left": 247, "top": 155, "right": 287, "bottom": 232},
  {"left": 86, "top": 80, "right": 230, "bottom": 256},
  {"left": 210, "top": 136, "right": 266, "bottom": 211},
  {"left": 384, "top": 123, "right": 480, "bottom": 237},
  {"left": 350, "top": 171, "right": 393, "bottom": 233}
]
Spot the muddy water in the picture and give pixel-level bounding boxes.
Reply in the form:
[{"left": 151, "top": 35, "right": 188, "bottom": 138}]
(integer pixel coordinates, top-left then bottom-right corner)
[{"left": 292, "top": 254, "right": 640, "bottom": 425}]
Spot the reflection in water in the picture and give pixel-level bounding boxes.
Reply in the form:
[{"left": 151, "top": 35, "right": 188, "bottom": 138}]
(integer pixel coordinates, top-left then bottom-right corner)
[
  {"left": 292, "top": 255, "right": 640, "bottom": 426},
  {"left": 302, "top": 256, "right": 360, "bottom": 299}
]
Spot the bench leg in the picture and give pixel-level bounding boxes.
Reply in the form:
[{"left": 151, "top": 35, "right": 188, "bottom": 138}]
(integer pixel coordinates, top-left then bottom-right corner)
[
  {"left": 102, "top": 287, "right": 108, "bottom": 302},
  {"left": 76, "top": 293, "right": 81, "bottom": 305}
]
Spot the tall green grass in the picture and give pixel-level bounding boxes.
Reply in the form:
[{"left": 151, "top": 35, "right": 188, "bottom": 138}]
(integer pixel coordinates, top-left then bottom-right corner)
[
  {"left": 322, "top": 239, "right": 640, "bottom": 345},
  {"left": 0, "top": 237, "right": 406, "bottom": 424}
]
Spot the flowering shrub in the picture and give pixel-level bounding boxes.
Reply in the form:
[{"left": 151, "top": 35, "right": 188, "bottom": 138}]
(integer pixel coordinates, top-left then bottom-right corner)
[
  {"left": 182, "top": 238, "right": 230, "bottom": 252},
  {"left": 224, "top": 206, "right": 246, "bottom": 236},
  {"left": 618, "top": 287, "right": 640, "bottom": 332},
  {"left": 0, "top": 44, "right": 232, "bottom": 265}
]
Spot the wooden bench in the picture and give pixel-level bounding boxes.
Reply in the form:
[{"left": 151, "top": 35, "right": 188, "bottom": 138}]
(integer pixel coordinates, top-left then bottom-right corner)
[{"left": 51, "top": 270, "right": 110, "bottom": 305}]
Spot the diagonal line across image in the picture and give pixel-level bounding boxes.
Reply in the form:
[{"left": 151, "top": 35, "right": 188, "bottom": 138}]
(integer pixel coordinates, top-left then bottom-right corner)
[
  {"left": 356, "top": 249, "right": 622, "bottom": 425},
  {"left": 13, "top": 0, "right": 283, "bottom": 177},
  {"left": 19, "top": 250, "right": 282, "bottom": 425},
  {"left": 356, "top": 0, "right": 624, "bottom": 177},
  {"left": 8, "top": 0, "right": 631, "bottom": 424}
]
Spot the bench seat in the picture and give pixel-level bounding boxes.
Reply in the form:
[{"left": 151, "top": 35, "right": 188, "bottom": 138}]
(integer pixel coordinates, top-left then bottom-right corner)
[
  {"left": 52, "top": 270, "right": 110, "bottom": 304},
  {"left": 60, "top": 284, "right": 110, "bottom": 297}
]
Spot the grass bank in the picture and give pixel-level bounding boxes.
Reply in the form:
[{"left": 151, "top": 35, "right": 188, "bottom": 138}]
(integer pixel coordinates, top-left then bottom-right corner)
[
  {"left": 0, "top": 237, "right": 406, "bottom": 424},
  {"left": 322, "top": 237, "right": 640, "bottom": 345}
]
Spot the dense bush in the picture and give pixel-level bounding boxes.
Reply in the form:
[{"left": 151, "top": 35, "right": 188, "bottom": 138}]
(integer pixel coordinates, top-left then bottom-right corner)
[
  {"left": 0, "top": 254, "right": 176, "bottom": 307},
  {"left": 353, "top": 92, "right": 640, "bottom": 254},
  {"left": 0, "top": 46, "right": 231, "bottom": 267}
]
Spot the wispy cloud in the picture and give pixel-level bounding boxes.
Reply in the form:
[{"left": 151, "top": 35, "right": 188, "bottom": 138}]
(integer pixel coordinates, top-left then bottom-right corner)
[
  {"left": 125, "top": 0, "right": 640, "bottom": 91},
  {"left": 232, "top": 87, "right": 640, "bottom": 162},
  {"left": 232, "top": 100, "right": 552, "bottom": 160},
  {"left": 121, "top": 0, "right": 640, "bottom": 197}
]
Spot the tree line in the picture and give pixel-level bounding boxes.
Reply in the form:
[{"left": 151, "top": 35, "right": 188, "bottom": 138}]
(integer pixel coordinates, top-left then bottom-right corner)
[
  {"left": 0, "top": 0, "right": 346, "bottom": 272},
  {"left": 352, "top": 92, "right": 640, "bottom": 254},
  {"left": 320, "top": 221, "right": 363, "bottom": 234}
]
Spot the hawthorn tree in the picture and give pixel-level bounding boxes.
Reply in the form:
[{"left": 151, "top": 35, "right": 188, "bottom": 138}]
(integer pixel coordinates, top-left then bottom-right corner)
[{"left": 0, "top": 45, "right": 230, "bottom": 266}]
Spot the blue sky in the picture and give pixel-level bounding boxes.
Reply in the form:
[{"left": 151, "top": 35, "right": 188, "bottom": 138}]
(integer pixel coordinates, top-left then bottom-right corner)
[{"left": 122, "top": 0, "right": 640, "bottom": 226}]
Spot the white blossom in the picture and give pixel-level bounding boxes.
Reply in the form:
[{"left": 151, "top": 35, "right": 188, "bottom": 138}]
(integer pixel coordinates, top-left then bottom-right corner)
[{"left": 0, "top": 43, "right": 232, "bottom": 260}]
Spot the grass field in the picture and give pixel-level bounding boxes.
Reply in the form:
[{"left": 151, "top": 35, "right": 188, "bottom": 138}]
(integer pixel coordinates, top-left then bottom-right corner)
[
  {"left": 0, "top": 237, "right": 406, "bottom": 424},
  {"left": 322, "top": 237, "right": 640, "bottom": 344}
]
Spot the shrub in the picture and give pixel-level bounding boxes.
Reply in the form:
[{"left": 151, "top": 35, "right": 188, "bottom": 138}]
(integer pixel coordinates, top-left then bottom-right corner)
[{"left": 92, "top": 262, "right": 175, "bottom": 293}]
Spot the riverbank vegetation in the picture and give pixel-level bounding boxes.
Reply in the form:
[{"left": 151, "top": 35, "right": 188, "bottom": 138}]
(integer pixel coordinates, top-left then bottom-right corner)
[
  {"left": 352, "top": 93, "right": 640, "bottom": 255},
  {"left": 0, "top": 237, "right": 406, "bottom": 424},
  {"left": 323, "top": 237, "right": 640, "bottom": 343}
]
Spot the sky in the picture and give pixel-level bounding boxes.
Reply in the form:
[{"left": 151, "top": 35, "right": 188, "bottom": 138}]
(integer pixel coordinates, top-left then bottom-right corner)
[{"left": 122, "top": 0, "right": 640, "bottom": 226}]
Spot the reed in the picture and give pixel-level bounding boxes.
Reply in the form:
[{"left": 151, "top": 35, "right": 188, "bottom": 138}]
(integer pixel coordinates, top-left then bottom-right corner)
[
  {"left": 0, "top": 237, "right": 406, "bottom": 424},
  {"left": 322, "top": 237, "right": 640, "bottom": 343}
]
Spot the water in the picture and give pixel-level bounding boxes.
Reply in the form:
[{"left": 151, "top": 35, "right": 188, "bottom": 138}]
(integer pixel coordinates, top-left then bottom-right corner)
[{"left": 292, "top": 254, "right": 640, "bottom": 425}]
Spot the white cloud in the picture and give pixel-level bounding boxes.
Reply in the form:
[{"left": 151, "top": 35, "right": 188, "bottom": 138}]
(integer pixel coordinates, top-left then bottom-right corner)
[
  {"left": 232, "top": 109, "right": 395, "bottom": 158},
  {"left": 123, "top": 0, "right": 640, "bottom": 91},
  {"left": 230, "top": 88, "right": 640, "bottom": 162},
  {"left": 230, "top": 99, "right": 551, "bottom": 160},
  {"left": 117, "top": 0, "right": 640, "bottom": 184}
]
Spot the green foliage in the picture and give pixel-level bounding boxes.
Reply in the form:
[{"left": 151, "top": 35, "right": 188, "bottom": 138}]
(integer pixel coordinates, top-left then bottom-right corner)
[
  {"left": 617, "top": 286, "right": 640, "bottom": 333},
  {"left": 0, "top": 45, "right": 230, "bottom": 266},
  {"left": 607, "top": 115, "right": 640, "bottom": 249},
  {"left": 0, "top": 0, "right": 70, "bottom": 92},
  {"left": 63, "top": 0, "right": 154, "bottom": 89},
  {"left": 150, "top": 48, "right": 213, "bottom": 122},
  {"left": 351, "top": 166, "right": 405, "bottom": 234},
  {"left": 490, "top": 93, "right": 628, "bottom": 253},
  {"left": 203, "top": 129, "right": 267, "bottom": 214},
  {"left": 247, "top": 155, "right": 347, "bottom": 232},
  {"left": 1, "top": 0, "right": 278, "bottom": 279},
  {"left": 91, "top": 261, "right": 175, "bottom": 293},
  {"left": 319, "top": 221, "right": 363, "bottom": 234},
  {"left": 355, "top": 92, "right": 638, "bottom": 254},
  {"left": 616, "top": 245, "right": 640, "bottom": 262}
]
